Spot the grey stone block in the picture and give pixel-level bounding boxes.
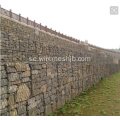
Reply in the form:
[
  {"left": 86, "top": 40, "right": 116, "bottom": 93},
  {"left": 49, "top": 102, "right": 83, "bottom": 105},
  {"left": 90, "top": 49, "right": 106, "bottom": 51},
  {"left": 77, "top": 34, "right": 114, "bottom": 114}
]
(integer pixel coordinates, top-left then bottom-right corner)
[
  {"left": 0, "top": 66, "right": 5, "bottom": 71},
  {"left": 28, "top": 108, "right": 37, "bottom": 116},
  {"left": 40, "top": 106, "right": 44, "bottom": 113},
  {"left": 1, "top": 70, "right": 7, "bottom": 79},
  {"left": 22, "top": 77, "right": 31, "bottom": 82},
  {"left": 0, "top": 79, "right": 8, "bottom": 86},
  {"left": 18, "top": 105, "right": 26, "bottom": 115},
  {"left": 45, "top": 97, "right": 50, "bottom": 105},
  {"left": 45, "top": 104, "right": 52, "bottom": 116},
  {"left": 8, "top": 73, "right": 19, "bottom": 81},
  {"left": 8, "top": 85, "right": 17, "bottom": 93},
  {"left": 1, "top": 86, "right": 7, "bottom": 95},
  {"left": 1, "top": 94, "right": 8, "bottom": 99},
  {"left": 6, "top": 67, "right": 16, "bottom": 73}
]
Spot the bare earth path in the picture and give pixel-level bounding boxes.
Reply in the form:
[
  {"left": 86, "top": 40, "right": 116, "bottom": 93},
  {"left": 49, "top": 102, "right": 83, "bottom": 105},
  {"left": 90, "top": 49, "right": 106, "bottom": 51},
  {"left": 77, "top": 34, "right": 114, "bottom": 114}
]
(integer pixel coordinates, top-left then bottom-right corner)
[{"left": 50, "top": 72, "right": 120, "bottom": 116}]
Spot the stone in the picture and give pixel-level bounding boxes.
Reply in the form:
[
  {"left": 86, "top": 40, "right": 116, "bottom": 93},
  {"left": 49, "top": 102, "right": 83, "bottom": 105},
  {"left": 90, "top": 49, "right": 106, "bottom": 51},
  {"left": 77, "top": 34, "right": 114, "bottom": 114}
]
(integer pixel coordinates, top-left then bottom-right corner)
[
  {"left": 31, "top": 65, "right": 41, "bottom": 70},
  {"left": 16, "top": 84, "right": 30, "bottom": 102},
  {"left": 27, "top": 102, "right": 37, "bottom": 110},
  {"left": 1, "top": 86, "right": 7, "bottom": 94},
  {"left": 10, "top": 109, "right": 17, "bottom": 116},
  {"left": 67, "top": 77, "right": 72, "bottom": 83},
  {"left": 42, "top": 64, "right": 46, "bottom": 69},
  {"left": 8, "top": 94, "right": 14, "bottom": 105},
  {"left": 1, "top": 112, "right": 9, "bottom": 116},
  {"left": 35, "top": 95, "right": 41, "bottom": 101},
  {"left": 18, "top": 105, "right": 26, "bottom": 115},
  {"left": 28, "top": 97, "right": 35, "bottom": 105},
  {"left": 8, "top": 73, "right": 19, "bottom": 82},
  {"left": 20, "top": 113, "right": 26, "bottom": 116},
  {"left": 50, "top": 95, "right": 56, "bottom": 101},
  {"left": 47, "top": 72, "right": 51, "bottom": 76},
  {"left": 47, "top": 86, "right": 51, "bottom": 91},
  {"left": 40, "top": 106, "right": 44, "bottom": 113},
  {"left": 1, "top": 79, "right": 7, "bottom": 86},
  {"left": 9, "top": 104, "right": 18, "bottom": 110},
  {"left": 1, "top": 70, "right": 7, "bottom": 79},
  {"left": 44, "top": 92, "right": 48, "bottom": 99},
  {"left": 35, "top": 29, "right": 39, "bottom": 35},
  {"left": 78, "top": 69, "right": 82, "bottom": 78},
  {"left": 37, "top": 109, "right": 41, "bottom": 115},
  {"left": 41, "top": 81, "right": 46, "bottom": 86},
  {"left": 18, "top": 101, "right": 27, "bottom": 106},
  {"left": 28, "top": 108, "right": 37, "bottom": 116},
  {"left": 32, "top": 70, "right": 39, "bottom": 75},
  {"left": 41, "top": 84, "right": 47, "bottom": 93},
  {"left": 6, "top": 63, "right": 15, "bottom": 67},
  {"left": 15, "top": 63, "right": 30, "bottom": 71},
  {"left": 8, "top": 85, "right": 17, "bottom": 93},
  {"left": 51, "top": 74, "right": 54, "bottom": 79},
  {"left": 45, "top": 104, "right": 52, "bottom": 116},
  {"left": 62, "top": 90, "right": 65, "bottom": 95},
  {"left": 20, "top": 71, "right": 30, "bottom": 78},
  {"left": 52, "top": 89, "right": 56, "bottom": 94},
  {"left": 22, "top": 77, "right": 31, "bottom": 82},
  {"left": 1, "top": 66, "right": 5, "bottom": 71},
  {"left": 11, "top": 81, "right": 21, "bottom": 85},
  {"left": 61, "top": 96, "right": 65, "bottom": 106},
  {"left": 0, "top": 108, "right": 7, "bottom": 114},
  {"left": 0, "top": 99, "right": 8, "bottom": 109},
  {"left": 48, "top": 91, "right": 52, "bottom": 96},
  {"left": 6, "top": 67, "right": 16, "bottom": 73},
  {"left": 32, "top": 89, "right": 41, "bottom": 96},
  {"left": 56, "top": 100, "right": 61, "bottom": 109},
  {"left": 45, "top": 97, "right": 50, "bottom": 105},
  {"left": 53, "top": 82, "right": 58, "bottom": 88},
  {"left": 1, "top": 94, "right": 8, "bottom": 99},
  {"left": 52, "top": 101, "right": 56, "bottom": 113}
]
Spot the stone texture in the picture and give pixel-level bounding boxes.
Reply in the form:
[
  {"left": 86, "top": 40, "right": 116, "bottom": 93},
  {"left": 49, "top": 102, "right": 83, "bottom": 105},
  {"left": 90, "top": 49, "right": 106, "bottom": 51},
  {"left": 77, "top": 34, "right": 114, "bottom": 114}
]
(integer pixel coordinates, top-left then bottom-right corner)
[
  {"left": 42, "top": 64, "right": 46, "bottom": 69},
  {"left": 28, "top": 108, "right": 37, "bottom": 116},
  {"left": 15, "top": 63, "right": 30, "bottom": 71},
  {"left": 8, "top": 94, "right": 15, "bottom": 105},
  {"left": 8, "top": 85, "right": 17, "bottom": 93},
  {"left": 1, "top": 79, "right": 7, "bottom": 86},
  {"left": 32, "top": 70, "right": 39, "bottom": 74},
  {"left": 9, "top": 104, "right": 18, "bottom": 110},
  {"left": 45, "top": 104, "right": 52, "bottom": 116},
  {"left": 16, "top": 84, "right": 30, "bottom": 102},
  {"left": 22, "top": 77, "right": 31, "bottom": 82},
  {"left": 0, "top": 16, "right": 120, "bottom": 116},
  {"left": 6, "top": 67, "right": 16, "bottom": 73},
  {"left": 45, "top": 97, "right": 51, "bottom": 105},
  {"left": 67, "top": 77, "right": 72, "bottom": 83},
  {"left": 20, "top": 71, "right": 31, "bottom": 78},
  {"left": 28, "top": 97, "right": 35, "bottom": 105},
  {"left": 1, "top": 70, "right": 7, "bottom": 79},
  {"left": 27, "top": 102, "right": 37, "bottom": 110},
  {"left": 0, "top": 99, "right": 8, "bottom": 109},
  {"left": 18, "top": 105, "right": 26, "bottom": 115},
  {"left": 10, "top": 109, "right": 17, "bottom": 116},
  {"left": 1, "top": 86, "right": 7, "bottom": 94},
  {"left": 1, "top": 94, "right": 8, "bottom": 99},
  {"left": 8, "top": 73, "right": 19, "bottom": 81},
  {"left": 41, "top": 84, "right": 47, "bottom": 93}
]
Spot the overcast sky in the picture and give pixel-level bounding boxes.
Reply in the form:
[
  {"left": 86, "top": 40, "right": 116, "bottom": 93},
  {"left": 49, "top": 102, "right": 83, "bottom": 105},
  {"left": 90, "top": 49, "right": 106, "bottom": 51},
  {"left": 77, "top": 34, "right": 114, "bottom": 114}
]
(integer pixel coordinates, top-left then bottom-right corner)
[{"left": 1, "top": 0, "right": 120, "bottom": 49}]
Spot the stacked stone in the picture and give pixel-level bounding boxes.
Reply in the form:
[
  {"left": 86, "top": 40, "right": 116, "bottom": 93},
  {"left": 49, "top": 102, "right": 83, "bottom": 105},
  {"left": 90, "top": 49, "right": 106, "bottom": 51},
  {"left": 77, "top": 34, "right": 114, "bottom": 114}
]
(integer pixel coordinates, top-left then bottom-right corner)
[
  {"left": 0, "top": 63, "right": 8, "bottom": 116},
  {"left": 0, "top": 16, "right": 120, "bottom": 116}
]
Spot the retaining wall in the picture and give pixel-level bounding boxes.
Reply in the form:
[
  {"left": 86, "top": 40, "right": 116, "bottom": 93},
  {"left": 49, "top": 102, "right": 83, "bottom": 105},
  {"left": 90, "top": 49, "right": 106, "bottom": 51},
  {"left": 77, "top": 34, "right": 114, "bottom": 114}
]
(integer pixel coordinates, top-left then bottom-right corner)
[{"left": 0, "top": 15, "right": 120, "bottom": 116}]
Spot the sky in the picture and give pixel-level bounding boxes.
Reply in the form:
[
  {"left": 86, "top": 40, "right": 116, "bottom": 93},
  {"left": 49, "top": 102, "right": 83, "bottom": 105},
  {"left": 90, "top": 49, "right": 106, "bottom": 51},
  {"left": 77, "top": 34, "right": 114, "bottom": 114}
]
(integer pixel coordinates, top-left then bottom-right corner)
[{"left": 0, "top": 0, "right": 120, "bottom": 49}]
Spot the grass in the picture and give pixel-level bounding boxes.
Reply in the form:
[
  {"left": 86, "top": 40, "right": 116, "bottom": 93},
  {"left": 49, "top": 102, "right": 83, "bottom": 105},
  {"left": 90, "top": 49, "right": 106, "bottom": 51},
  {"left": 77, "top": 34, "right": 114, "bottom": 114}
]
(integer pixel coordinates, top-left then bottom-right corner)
[{"left": 49, "top": 72, "right": 120, "bottom": 116}]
